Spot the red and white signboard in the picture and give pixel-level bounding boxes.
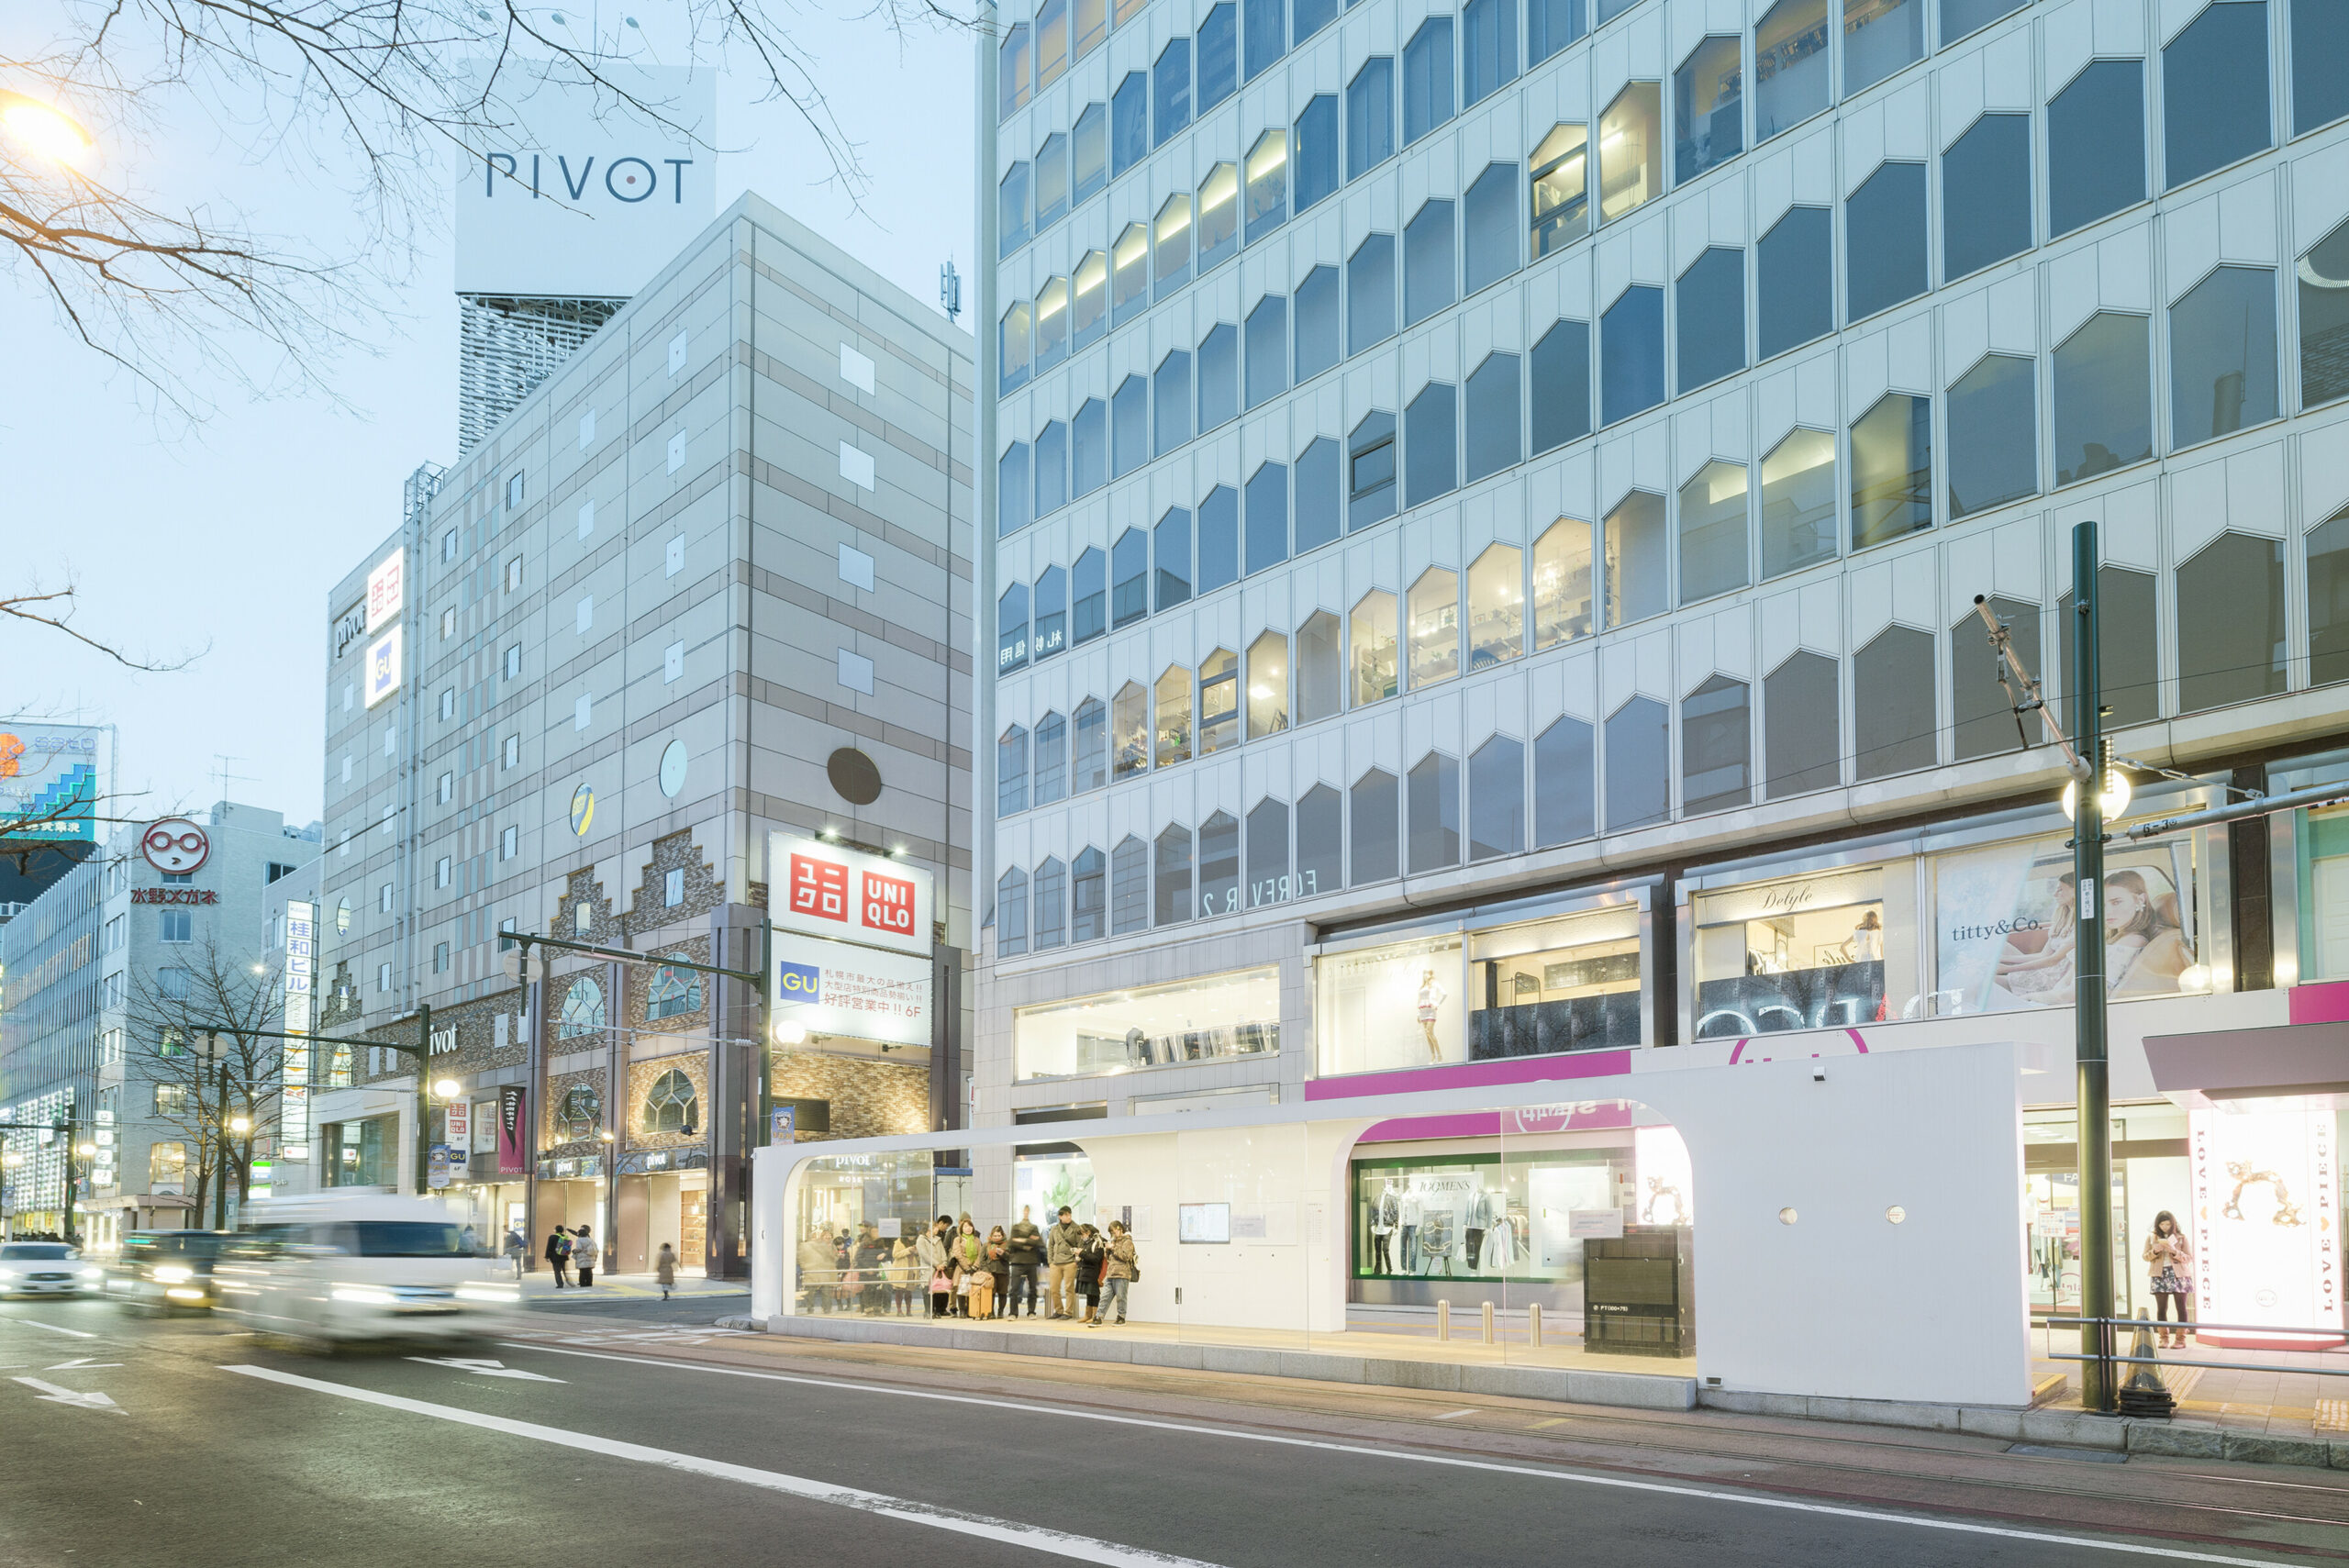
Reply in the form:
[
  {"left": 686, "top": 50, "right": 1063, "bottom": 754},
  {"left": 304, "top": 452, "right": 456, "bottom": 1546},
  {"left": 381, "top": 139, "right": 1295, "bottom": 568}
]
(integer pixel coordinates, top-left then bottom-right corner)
[
  {"left": 365, "top": 550, "right": 405, "bottom": 634},
  {"left": 768, "top": 831, "right": 933, "bottom": 959},
  {"left": 445, "top": 1098, "right": 471, "bottom": 1149},
  {"left": 140, "top": 817, "right": 211, "bottom": 874}
]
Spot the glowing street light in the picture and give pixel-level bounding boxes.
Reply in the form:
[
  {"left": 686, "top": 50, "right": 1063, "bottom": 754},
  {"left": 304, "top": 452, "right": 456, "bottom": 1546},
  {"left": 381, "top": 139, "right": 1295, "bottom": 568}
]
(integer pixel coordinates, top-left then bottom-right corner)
[
  {"left": 0, "top": 90, "right": 94, "bottom": 165},
  {"left": 433, "top": 1078, "right": 462, "bottom": 1099}
]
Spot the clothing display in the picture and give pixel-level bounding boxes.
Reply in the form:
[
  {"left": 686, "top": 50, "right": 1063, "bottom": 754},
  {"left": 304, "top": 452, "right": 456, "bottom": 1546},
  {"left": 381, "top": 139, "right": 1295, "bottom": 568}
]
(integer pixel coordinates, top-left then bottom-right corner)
[{"left": 1417, "top": 1208, "right": 1454, "bottom": 1275}]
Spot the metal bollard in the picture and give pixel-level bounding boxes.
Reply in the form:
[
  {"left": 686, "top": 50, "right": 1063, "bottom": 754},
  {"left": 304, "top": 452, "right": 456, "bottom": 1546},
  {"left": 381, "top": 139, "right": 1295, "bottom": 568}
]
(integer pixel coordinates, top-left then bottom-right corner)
[
  {"left": 1481, "top": 1301, "right": 1495, "bottom": 1344},
  {"left": 1437, "top": 1299, "right": 1451, "bottom": 1341},
  {"left": 1528, "top": 1302, "right": 1542, "bottom": 1348}
]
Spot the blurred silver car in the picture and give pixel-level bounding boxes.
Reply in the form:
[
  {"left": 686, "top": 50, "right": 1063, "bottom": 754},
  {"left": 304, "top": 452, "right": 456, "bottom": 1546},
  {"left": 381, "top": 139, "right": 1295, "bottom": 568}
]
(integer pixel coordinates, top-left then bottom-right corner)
[{"left": 0, "top": 1241, "right": 102, "bottom": 1297}]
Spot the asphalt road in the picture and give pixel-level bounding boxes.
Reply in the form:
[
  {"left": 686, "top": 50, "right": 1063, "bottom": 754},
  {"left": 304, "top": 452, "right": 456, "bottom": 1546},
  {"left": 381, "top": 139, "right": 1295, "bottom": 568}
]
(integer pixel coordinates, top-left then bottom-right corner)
[{"left": 3, "top": 1294, "right": 2341, "bottom": 1568}]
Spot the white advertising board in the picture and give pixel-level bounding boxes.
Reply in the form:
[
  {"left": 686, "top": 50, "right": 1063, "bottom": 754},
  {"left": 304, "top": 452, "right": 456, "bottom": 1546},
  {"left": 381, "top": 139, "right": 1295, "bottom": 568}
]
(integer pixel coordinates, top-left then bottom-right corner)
[
  {"left": 365, "top": 550, "right": 405, "bottom": 634},
  {"left": 767, "top": 831, "right": 934, "bottom": 958},
  {"left": 771, "top": 934, "right": 932, "bottom": 1050},
  {"left": 455, "top": 66, "right": 718, "bottom": 297},
  {"left": 364, "top": 625, "right": 403, "bottom": 707}
]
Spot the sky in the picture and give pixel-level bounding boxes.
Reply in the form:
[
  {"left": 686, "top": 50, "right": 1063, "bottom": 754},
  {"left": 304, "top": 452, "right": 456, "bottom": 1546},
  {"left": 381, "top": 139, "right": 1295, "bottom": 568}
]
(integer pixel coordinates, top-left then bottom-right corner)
[{"left": 0, "top": 4, "right": 976, "bottom": 834}]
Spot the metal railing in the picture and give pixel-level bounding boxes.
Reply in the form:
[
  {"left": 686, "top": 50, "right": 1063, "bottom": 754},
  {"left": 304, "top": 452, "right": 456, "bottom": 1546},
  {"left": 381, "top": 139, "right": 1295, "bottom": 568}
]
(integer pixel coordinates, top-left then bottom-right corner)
[{"left": 2034, "top": 1313, "right": 2349, "bottom": 1399}]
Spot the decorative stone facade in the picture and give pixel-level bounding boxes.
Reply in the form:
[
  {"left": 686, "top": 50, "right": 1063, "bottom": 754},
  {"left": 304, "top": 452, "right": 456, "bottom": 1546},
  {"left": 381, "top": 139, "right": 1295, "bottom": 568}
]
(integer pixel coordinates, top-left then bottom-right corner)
[
  {"left": 622, "top": 934, "right": 712, "bottom": 1034},
  {"left": 625, "top": 1051, "right": 710, "bottom": 1152},
  {"left": 555, "top": 867, "right": 614, "bottom": 946},
  {"left": 541, "top": 1066, "right": 608, "bottom": 1161},
  {"left": 770, "top": 1051, "right": 930, "bottom": 1142},
  {"left": 626, "top": 830, "right": 724, "bottom": 938}
]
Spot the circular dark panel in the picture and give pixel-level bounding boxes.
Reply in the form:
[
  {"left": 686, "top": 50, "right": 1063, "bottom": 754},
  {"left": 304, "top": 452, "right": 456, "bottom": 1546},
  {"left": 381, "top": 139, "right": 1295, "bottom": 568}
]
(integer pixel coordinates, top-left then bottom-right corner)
[{"left": 826, "top": 747, "right": 883, "bottom": 806}]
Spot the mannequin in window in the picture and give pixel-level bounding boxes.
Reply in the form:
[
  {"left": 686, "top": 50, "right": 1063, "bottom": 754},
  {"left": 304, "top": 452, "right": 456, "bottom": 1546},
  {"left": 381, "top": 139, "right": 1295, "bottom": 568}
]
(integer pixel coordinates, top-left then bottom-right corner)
[
  {"left": 1846, "top": 909, "right": 1883, "bottom": 963},
  {"left": 1415, "top": 969, "right": 1447, "bottom": 1061},
  {"left": 1370, "top": 1178, "right": 1397, "bottom": 1273}
]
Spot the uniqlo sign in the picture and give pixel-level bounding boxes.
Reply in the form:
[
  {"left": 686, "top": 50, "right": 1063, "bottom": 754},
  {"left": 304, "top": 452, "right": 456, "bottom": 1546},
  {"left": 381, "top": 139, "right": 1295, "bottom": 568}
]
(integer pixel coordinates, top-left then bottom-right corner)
[{"left": 769, "top": 832, "right": 933, "bottom": 958}]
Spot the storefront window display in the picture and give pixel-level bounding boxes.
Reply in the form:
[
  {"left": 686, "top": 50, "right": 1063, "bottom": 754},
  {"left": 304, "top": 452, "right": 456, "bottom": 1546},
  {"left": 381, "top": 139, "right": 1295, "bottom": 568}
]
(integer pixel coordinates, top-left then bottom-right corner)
[
  {"left": 1465, "top": 907, "right": 1642, "bottom": 1058},
  {"left": 1317, "top": 933, "right": 1465, "bottom": 1072},
  {"left": 1352, "top": 1147, "right": 1631, "bottom": 1287},
  {"left": 2293, "top": 801, "right": 2349, "bottom": 983},
  {"left": 2021, "top": 1104, "right": 2190, "bottom": 1317},
  {"left": 1013, "top": 967, "right": 1279, "bottom": 1080},
  {"left": 1933, "top": 826, "right": 2210, "bottom": 1013},
  {"left": 1691, "top": 868, "right": 1887, "bottom": 1037},
  {"left": 1015, "top": 1152, "right": 1097, "bottom": 1227}
]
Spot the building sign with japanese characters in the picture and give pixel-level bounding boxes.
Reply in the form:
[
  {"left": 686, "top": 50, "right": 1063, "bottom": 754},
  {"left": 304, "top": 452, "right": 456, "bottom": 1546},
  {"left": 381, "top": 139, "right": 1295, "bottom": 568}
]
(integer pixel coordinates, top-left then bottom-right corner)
[
  {"left": 767, "top": 831, "right": 933, "bottom": 959},
  {"left": 280, "top": 900, "right": 314, "bottom": 1161},
  {"left": 771, "top": 934, "right": 932, "bottom": 1050}
]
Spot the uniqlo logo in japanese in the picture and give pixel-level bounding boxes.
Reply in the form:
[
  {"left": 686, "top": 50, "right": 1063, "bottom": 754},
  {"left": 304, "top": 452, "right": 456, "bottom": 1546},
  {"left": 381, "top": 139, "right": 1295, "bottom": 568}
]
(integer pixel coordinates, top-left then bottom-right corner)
[
  {"left": 787, "top": 855, "right": 851, "bottom": 923},
  {"left": 861, "top": 871, "right": 918, "bottom": 938}
]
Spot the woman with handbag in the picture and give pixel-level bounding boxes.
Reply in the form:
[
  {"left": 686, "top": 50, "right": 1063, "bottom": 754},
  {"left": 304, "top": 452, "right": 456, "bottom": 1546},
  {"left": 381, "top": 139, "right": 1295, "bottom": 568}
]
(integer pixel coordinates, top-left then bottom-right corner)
[
  {"left": 889, "top": 1233, "right": 918, "bottom": 1315},
  {"left": 1073, "top": 1224, "right": 1108, "bottom": 1324},
  {"left": 950, "top": 1215, "right": 985, "bottom": 1318},
  {"left": 917, "top": 1215, "right": 952, "bottom": 1318},
  {"left": 982, "top": 1226, "right": 1012, "bottom": 1318},
  {"left": 1097, "top": 1220, "right": 1137, "bottom": 1326}
]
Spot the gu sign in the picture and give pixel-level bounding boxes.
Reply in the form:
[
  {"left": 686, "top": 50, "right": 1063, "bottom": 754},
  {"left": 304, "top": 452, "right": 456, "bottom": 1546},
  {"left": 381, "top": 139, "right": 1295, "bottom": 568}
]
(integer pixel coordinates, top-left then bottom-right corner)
[
  {"left": 767, "top": 831, "right": 932, "bottom": 959},
  {"left": 454, "top": 66, "right": 718, "bottom": 297}
]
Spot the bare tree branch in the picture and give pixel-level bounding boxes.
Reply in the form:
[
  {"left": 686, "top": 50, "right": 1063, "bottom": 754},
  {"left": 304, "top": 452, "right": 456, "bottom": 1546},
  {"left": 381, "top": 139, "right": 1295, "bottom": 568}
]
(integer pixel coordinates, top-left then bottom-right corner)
[
  {"left": 4, "top": 0, "right": 979, "bottom": 419},
  {"left": 125, "top": 937, "right": 286, "bottom": 1218}
]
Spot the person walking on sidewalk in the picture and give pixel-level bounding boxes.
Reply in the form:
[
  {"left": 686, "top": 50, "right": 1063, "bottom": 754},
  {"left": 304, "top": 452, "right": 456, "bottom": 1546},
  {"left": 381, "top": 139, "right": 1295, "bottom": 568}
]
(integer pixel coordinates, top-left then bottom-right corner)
[
  {"left": 504, "top": 1226, "right": 527, "bottom": 1281},
  {"left": 1073, "top": 1223, "right": 1108, "bottom": 1324},
  {"left": 1099, "top": 1219, "right": 1137, "bottom": 1326},
  {"left": 655, "top": 1242, "right": 678, "bottom": 1301},
  {"left": 545, "top": 1226, "right": 573, "bottom": 1287},
  {"left": 918, "top": 1215, "right": 952, "bottom": 1318},
  {"left": 572, "top": 1226, "right": 600, "bottom": 1287},
  {"left": 1006, "top": 1206, "right": 1044, "bottom": 1318},
  {"left": 1046, "top": 1207, "right": 1083, "bottom": 1319}
]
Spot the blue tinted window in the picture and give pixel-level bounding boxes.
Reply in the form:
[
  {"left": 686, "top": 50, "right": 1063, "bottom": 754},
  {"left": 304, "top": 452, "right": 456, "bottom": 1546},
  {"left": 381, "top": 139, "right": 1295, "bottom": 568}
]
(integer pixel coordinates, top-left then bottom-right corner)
[
  {"left": 1112, "top": 72, "right": 1150, "bottom": 172},
  {"left": 1035, "top": 419, "right": 1069, "bottom": 516},
  {"left": 1600, "top": 286, "right": 1665, "bottom": 426},
  {"left": 1113, "top": 375, "right": 1149, "bottom": 475},
  {"left": 1348, "top": 57, "right": 1396, "bottom": 177},
  {"left": 1073, "top": 105, "right": 1108, "bottom": 204},
  {"left": 1035, "top": 131, "right": 1070, "bottom": 229},
  {"left": 997, "top": 582, "right": 1030, "bottom": 673},
  {"left": 1074, "top": 550, "right": 1108, "bottom": 644},
  {"left": 1464, "top": 0, "right": 1518, "bottom": 106},
  {"left": 1349, "top": 233, "right": 1397, "bottom": 352},
  {"left": 1675, "top": 36, "right": 1743, "bottom": 182},
  {"left": 1155, "top": 508, "right": 1194, "bottom": 609},
  {"left": 1155, "top": 350, "right": 1193, "bottom": 453},
  {"left": 1296, "top": 95, "right": 1340, "bottom": 211},
  {"left": 999, "top": 162, "right": 1031, "bottom": 256},
  {"left": 1155, "top": 39, "right": 1193, "bottom": 145},
  {"left": 1942, "top": 113, "right": 2032, "bottom": 280},
  {"left": 1198, "top": 485, "right": 1241, "bottom": 594},
  {"left": 1297, "top": 438, "right": 1341, "bottom": 554},
  {"left": 1530, "top": 319, "right": 1590, "bottom": 453},
  {"left": 1034, "top": 564, "right": 1068, "bottom": 659},
  {"left": 1246, "top": 296, "right": 1288, "bottom": 408},
  {"left": 1844, "top": 161, "right": 1928, "bottom": 321},
  {"left": 998, "top": 441, "right": 1031, "bottom": 535},
  {"left": 1464, "top": 352, "right": 1520, "bottom": 483},
  {"left": 1942, "top": 0, "right": 2023, "bottom": 43},
  {"left": 1405, "top": 381, "right": 1458, "bottom": 506},
  {"left": 1073, "top": 397, "right": 1108, "bottom": 497},
  {"left": 1945, "top": 354, "right": 2038, "bottom": 519},
  {"left": 1676, "top": 247, "right": 1745, "bottom": 393},
  {"left": 1245, "top": 0, "right": 1286, "bottom": 79},
  {"left": 1297, "top": 0, "right": 1338, "bottom": 41},
  {"left": 1198, "top": 323, "right": 1241, "bottom": 432},
  {"left": 1530, "top": 0, "right": 1585, "bottom": 62},
  {"left": 1349, "top": 412, "right": 1397, "bottom": 530},
  {"left": 1113, "top": 529, "right": 1150, "bottom": 627},
  {"left": 2163, "top": 0, "right": 2270, "bottom": 188},
  {"left": 1246, "top": 462, "right": 1289, "bottom": 574},
  {"left": 2296, "top": 0, "right": 2349, "bottom": 133},
  {"left": 2048, "top": 61, "right": 2143, "bottom": 238},
  {"left": 1757, "top": 206, "right": 1832, "bottom": 358},
  {"left": 1464, "top": 163, "right": 1519, "bottom": 294},
  {"left": 1200, "top": 5, "right": 1238, "bottom": 110},
  {"left": 1404, "top": 18, "right": 1455, "bottom": 143},
  {"left": 1754, "top": 0, "right": 1830, "bottom": 141},
  {"left": 1404, "top": 199, "right": 1455, "bottom": 326},
  {"left": 1296, "top": 265, "right": 1341, "bottom": 382}
]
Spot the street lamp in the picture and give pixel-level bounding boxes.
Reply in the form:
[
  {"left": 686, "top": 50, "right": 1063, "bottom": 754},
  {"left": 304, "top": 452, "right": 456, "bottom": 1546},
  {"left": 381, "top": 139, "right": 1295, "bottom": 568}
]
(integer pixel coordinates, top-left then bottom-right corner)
[
  {"left": 0, "top": 90, "right": 94, "bottom": 164},
  {"left": 433, "top": 1078, "right": 462, "bottom": 1100}
]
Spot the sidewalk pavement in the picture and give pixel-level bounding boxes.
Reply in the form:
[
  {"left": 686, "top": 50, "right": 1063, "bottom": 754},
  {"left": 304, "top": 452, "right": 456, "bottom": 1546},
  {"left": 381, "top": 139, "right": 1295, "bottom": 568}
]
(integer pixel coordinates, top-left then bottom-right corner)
[{"left": 512, "top": 1271, "right": 747, "bottom": 1301}]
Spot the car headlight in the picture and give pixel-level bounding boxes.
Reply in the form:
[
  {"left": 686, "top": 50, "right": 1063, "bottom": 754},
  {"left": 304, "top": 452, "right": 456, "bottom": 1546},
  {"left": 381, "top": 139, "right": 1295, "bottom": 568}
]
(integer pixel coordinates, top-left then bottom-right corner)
[
  {"left": 331, "top": 1287, "right": 395, "bottom": 1305},
  {"left": 79, "top": 1267, "right": 102, "bottom": 1279},
  {"left": 0, "top": 1269, "right": 16, "bottom": 1281},
  {"left": 153, "top": 1265, "right": 194, "bottom": 1284}
]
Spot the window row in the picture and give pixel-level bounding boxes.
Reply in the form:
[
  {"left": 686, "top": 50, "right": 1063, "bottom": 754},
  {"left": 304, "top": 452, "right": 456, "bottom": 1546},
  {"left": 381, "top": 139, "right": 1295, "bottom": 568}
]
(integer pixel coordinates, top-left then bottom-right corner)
[{"left": 999, "top": 512, "right": 2349, "bottom": 839}]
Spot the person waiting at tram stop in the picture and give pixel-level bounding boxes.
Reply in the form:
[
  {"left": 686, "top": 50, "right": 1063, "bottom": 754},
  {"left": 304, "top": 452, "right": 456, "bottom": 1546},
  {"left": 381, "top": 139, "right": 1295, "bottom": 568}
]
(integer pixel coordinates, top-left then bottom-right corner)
[{"left": 2143, "top": 1211, "right": 2194, "bottom": 1349}]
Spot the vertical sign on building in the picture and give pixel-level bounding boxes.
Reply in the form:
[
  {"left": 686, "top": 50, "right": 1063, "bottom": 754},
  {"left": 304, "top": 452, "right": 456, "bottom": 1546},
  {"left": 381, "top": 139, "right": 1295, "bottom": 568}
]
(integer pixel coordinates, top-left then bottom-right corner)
[
  {"left": 281, "top": 901, "right": 315, "bottom": 1161},
  {"left": 498, "top": 1085, "right": 529, "bottom": 1175}
]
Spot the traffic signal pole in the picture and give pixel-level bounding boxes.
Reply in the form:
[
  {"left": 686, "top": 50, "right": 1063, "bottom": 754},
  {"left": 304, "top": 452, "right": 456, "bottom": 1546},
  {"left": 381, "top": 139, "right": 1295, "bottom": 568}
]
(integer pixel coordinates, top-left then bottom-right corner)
[{"left": 2070, "top": 523, "right": 2118, "bottom": 1415}]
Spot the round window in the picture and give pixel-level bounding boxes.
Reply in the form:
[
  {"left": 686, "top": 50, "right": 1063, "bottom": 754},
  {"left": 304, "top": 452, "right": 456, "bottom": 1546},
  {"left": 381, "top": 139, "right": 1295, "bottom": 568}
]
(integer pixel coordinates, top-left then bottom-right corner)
[
  {"left": 660, "top": 740, "right": 689, "bottom": 799},
  {"left": 827, "top": 747, "right": 883, "bottom": 806}
]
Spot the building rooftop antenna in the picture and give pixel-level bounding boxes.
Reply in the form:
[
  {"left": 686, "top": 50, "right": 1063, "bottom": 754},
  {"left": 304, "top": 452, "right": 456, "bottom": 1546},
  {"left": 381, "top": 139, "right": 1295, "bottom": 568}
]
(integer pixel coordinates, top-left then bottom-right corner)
[{"left": 939, "top": 259, "right": 962, "bottom": 324}]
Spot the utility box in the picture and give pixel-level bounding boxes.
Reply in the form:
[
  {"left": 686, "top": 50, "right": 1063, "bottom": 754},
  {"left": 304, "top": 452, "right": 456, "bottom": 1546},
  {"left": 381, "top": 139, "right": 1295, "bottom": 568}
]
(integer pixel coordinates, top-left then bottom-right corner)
[{"left": 1582, "top": 1225, "right": 1694, "bottom": 1356}]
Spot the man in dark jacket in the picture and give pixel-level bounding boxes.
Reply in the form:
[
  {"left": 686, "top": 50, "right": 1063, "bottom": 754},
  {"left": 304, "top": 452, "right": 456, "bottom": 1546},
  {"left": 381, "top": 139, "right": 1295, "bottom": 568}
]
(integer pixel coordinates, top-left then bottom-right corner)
[
  {"left": 544, "top": 1227, "right": 572, "bottom": 1287},
  {"left": 1005, "top": 1207, "right": 1045, "bottom": 1318},
  {"left": 853, "top": 1224, "right": 892, "bottom": 1315}
]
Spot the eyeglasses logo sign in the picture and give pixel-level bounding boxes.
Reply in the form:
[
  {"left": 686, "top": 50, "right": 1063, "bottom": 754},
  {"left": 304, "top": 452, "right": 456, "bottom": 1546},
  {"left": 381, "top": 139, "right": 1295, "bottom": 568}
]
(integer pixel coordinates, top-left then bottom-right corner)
[{"left": 141, "top": 817, "right": 211, "bottom": 874}]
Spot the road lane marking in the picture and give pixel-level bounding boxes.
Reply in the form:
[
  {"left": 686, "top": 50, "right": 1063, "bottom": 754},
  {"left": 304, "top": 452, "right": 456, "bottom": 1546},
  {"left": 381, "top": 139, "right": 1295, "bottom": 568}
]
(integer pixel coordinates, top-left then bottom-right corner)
[
  {"left": 227, "top": 1364, "right": 1227, "bottom": 1567},
  {"left": 46, "top": 1359, "right": 120, "bottom": 1370},
  {"left": 12, "top": 1376, "right": 118, "bottom": 1411},
  {"left": 13, "top": 1320, "right": 96, "bottom": 1338},
  {"left": 504, "top": 1342, "right": 2307, "bottom": 1567},
  {"left": 407, "top": 1356, "right": 565, "bottom": 1383},
  {"left": 1431, "top": 1408, "right": 1479, "bottom": 1421}
]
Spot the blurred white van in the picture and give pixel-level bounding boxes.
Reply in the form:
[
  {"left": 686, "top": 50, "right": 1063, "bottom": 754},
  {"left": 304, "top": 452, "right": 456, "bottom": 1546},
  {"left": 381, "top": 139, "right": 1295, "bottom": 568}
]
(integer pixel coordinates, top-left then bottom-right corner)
[{"left": 215, "top": 1193, "right": 518, "bottom": 1346}]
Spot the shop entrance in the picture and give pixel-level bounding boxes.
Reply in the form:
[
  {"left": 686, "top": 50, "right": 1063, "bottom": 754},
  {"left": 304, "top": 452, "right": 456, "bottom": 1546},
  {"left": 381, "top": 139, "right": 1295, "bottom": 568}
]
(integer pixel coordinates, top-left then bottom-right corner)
[{"left": 617, "top": 1170, "right": 709, "bottom": 1275}]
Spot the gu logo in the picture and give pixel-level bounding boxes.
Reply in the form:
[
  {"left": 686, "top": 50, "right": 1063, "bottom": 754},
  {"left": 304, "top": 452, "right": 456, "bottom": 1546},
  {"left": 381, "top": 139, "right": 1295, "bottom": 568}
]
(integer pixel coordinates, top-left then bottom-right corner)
[
  {"left": 776, "top": 962, "right": 820, "bottom": 999},
  {"left": 862, "top": 871, "right": 917, "bottom": 938},
  {"left": 787, "top": 855, "right": 850, "bottom": 924}
]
